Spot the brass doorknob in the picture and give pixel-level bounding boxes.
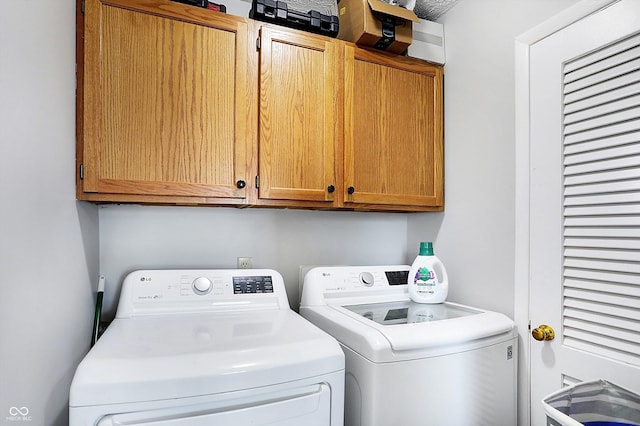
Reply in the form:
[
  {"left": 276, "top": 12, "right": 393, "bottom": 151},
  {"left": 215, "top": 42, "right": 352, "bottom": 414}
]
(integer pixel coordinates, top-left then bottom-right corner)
[{"left": 532, "top": 324, "right": 555, "bottom": 341}]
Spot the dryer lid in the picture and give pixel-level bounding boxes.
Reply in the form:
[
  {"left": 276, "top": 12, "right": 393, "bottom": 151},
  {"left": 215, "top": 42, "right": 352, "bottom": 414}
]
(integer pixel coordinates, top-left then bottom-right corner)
[{"left": 70, "top": 309, "right": 344, "bottom": 407}]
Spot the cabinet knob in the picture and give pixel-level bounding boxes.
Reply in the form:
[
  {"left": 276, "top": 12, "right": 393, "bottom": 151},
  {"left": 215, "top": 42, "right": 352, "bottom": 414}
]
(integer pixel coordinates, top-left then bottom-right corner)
[
  {"left": 347, "top": 186, "right": 355, "bottom": 195},
  {"left": 236, "top": 180, "right": 246, "bottom": 189},
  {"left": 327, "top": 185, "right": 335, "bottom": 193}
]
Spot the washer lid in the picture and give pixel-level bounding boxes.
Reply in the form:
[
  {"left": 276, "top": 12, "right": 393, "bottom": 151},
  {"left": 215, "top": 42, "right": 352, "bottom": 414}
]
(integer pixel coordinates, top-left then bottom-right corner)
[
  {"left": 70, "top": 309, "right": 344, "bottom": 407},
  {"left": 343, "top": 300, "right": 478, "bottom": 325},
  {"left": 341, "top": 300, "right": 513, "bottom": 350},
  {"left": 305, "top": 301, "right": 515, "bottom": 362}
]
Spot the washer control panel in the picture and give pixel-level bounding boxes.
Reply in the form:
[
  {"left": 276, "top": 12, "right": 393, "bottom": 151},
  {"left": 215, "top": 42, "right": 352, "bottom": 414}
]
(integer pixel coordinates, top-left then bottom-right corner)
[
  {"left": 309, "top": 266, "right": 409, "bottom": 292},
  {"left": 117, "top": 269, "right": 286, "bottom": 318},
  {"left": 300, "top": 265, "right": 410, "bottom": 306}
]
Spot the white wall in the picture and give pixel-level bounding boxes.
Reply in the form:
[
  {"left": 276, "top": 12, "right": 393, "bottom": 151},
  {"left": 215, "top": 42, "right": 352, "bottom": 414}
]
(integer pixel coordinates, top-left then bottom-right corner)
[
  {"left": 0, "top": 0, "right": 587, "bottom": 424},
  {"left": 99, "top": 205, "right": 408, "bottom": 314},
  {"left": 0, "top": 1, "right": 99, "bottom": 425},
  {"left": 407, "top": 1, "right": 580, "bottom": 425},
  {"left": 409, "top": 0, "right": 580, "bottom": 319}
]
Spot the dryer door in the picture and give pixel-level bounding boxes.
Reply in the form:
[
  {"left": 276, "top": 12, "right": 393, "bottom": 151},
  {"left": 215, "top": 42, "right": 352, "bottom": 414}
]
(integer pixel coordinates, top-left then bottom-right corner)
[{"left": 97, "top": 384, "right": 331, "bottom": 426}]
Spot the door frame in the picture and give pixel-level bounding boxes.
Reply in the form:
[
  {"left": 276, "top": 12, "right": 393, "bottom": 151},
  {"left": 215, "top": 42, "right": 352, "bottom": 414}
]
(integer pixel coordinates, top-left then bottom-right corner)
[{"left": 513, "top": 1, "right": 621, "bottom": 425}]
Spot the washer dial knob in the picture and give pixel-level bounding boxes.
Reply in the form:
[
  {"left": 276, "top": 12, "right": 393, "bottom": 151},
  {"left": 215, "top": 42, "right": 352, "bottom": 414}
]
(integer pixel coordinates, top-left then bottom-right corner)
[
  {"left": 359, "top": 272, "right": 374, "bottom": 287},
  {"left": 192, "top": 276, "right": 212, "bottom": 295}
]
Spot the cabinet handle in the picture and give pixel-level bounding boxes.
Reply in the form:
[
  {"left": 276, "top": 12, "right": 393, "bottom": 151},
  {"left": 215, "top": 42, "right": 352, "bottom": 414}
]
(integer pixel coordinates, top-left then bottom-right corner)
[
  {"left": 327, "top": 185, "right": 335, "bottom": 193},
  {"left": 236, "top": 180, "right": 246, "bottom": 189},
  {"left": 347, "top": 186, "right": 355, "bottom": 194}
]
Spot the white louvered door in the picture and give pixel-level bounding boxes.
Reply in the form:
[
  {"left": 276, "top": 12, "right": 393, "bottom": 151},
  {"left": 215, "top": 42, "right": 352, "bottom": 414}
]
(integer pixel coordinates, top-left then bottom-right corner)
[{"left": 529, "top": 1, "right": 640, "bottom": 425}]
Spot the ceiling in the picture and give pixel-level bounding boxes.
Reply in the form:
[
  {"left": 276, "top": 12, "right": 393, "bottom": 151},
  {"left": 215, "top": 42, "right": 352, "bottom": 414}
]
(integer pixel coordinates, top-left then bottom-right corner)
[{"left": 412, "top": 0, "right": 460, "bottom": 20}]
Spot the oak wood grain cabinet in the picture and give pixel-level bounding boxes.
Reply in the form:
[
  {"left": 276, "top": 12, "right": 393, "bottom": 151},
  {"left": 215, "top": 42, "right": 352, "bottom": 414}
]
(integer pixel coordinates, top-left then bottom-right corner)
[
  {"left": 255, "top": 26, "right": 340, "bottom": 208},
  {"left": 343, "top": 45, "right": 444, "bottom": 211},
  {"left": 254, "top": 27, "right": 444, "bottom": 211},
  {"left": 77, "top": 0, "right": 254, "bottom": 205},
  {"left": 76, "top": 0, "right": 444, "bottom": 211}
]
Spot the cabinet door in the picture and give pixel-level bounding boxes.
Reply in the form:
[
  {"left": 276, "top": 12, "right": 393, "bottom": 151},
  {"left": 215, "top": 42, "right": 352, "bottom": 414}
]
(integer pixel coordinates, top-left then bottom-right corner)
[
  {"left": 257, "top": 27, "right": 338, "bottom": 205},
  {"left": 81, "top": 0, "right": 251, "bottom": 203},
  {"left": 344, "top": 45, "right": 444, "bottom": 210}
]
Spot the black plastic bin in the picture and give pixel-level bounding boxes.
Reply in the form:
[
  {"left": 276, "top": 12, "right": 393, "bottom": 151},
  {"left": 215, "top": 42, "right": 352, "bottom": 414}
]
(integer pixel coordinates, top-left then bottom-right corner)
[
  {"left": 250, "top": 0, "right": 339, "bottom": 38},
  {"left": 543, "top": 380, "right": 640, "bottom": 426}
]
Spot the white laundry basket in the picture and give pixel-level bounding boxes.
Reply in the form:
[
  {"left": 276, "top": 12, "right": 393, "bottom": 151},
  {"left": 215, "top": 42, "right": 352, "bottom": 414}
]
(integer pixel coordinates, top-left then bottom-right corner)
[{"left": 543, "top": 380, "right": 640, "bottom": 426}]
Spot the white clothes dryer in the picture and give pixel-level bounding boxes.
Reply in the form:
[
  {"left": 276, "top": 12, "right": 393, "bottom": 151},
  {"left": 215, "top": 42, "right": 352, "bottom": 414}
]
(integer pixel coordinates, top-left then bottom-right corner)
[
  {"left": 299, "top": 265, "right": 517, "bottom": 426},
  {"left": 70, "top": 269, "right": 344, "bottom": 426}
]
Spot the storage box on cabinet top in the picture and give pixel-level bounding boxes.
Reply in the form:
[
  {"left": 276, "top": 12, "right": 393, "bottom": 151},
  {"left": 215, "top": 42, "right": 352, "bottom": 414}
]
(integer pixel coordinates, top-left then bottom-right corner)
[
  {"left": 337, "top": 0, "right": 419, "bottom": 54},
  {"left": 407, "top": 19, "right": 445, "bottom": 64},
  {"left": 250, "top": 0, "right": 339, "bottom": 38}
]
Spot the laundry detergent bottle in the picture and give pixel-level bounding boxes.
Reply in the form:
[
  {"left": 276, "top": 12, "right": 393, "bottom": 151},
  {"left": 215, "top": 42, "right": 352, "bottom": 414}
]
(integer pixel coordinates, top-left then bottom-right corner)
[{"left": 408, "top": 242, "right": 449, "bottom": 303}]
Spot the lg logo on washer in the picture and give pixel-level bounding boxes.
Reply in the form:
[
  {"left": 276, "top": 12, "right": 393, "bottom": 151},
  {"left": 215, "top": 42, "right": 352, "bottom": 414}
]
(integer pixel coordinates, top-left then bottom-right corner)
[{"left": 6, "top": 406, "right": 31, "bottom": 422}]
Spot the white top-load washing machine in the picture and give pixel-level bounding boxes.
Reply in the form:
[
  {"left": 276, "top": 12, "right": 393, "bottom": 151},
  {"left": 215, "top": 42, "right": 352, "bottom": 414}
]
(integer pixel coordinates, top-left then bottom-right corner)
[
  {"left": 299, "top": 265, "right": 517, "bottom": 426},
  {"left": 70, "top": 269, "right": 344, "bottom": 426}
]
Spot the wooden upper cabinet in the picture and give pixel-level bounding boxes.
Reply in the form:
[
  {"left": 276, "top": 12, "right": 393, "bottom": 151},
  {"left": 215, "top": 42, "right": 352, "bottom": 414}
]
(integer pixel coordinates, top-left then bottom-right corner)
[
  {"left": 343, "top": 45, "right": 444, "bottom": 211},
  {"left": 79, "top": 0, "right": 252, "bottom": 204},
  {"left": 256, "top": 26, "right": 339, "bottom": 206},
  {"left": 77, "top": 2, "right": 444, "bottom": 211}
]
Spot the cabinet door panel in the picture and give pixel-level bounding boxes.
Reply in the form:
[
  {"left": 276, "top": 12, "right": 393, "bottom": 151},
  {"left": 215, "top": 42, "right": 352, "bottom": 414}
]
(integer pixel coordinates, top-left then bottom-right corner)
[
  {"left": 258, "top": 27, "right": 337, "bottom": 203},
  {"left": 344, "top": 46, "right": 443, "bottom": 208},
  {"left": 83, "top": 0, "right": 249, "bottom": 199}
]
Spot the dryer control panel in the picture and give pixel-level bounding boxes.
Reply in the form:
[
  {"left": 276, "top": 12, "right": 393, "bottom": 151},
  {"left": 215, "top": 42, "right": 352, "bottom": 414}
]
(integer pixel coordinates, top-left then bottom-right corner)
[{"left": 116, "top": 269, "right": 287, "bottom": 318}]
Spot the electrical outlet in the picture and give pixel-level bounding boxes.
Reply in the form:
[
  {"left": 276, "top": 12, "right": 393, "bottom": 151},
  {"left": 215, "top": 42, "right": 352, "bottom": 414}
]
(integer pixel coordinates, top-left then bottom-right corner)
[{"left": 237, "top": 257, "right": 252, "bottom": 269}]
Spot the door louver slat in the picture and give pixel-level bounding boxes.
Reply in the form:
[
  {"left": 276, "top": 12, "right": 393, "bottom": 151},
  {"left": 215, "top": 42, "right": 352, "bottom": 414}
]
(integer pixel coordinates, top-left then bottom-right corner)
[
  {"left": 564, "top": 227, "right": 640, "bottom": 238},
  {"left": 564, "top": 118, "right": 640, "bottom": 145},
  {"left": 563, "top": 68, "right": 640, "bottom": 104},
  {"left": 564, "top": 154, "right": 640, "bottom": 176},
  {"left": 565, "top": 193, "right": 640, "bottom": 206},
  {"left": 561, "top": 33, "right": 640, "bottom": 367},
  {"left": 564, "top": 138, "right": 640, "bottom": 165},
  {"left": 564, "top": 287, "right": 640, "bottom": 308},
  {"left": 564, "top": 33, "right": 640, "bottom": 74},
  {"left": 564, "top": 167, "right": 640, "bottom": 186},
  {"left": 564, "top": 258, "right": 640, "bottom": 275},
  {"left": 564, "top": 278, "right": 640, "bottom": 298},
  {"left": 563, "top": 57, "right": 640, "bottom": 94},
  {"left": 564, "top": 204, "right": 640, "bottom": 217},
  {"left": 564, "top": 105, "right": 640, "bottom": 134},
  {"left": 564, "top": 131, "right": 640, "bottom": 156},
  {"left": 564, "top": 330, "right": 639, "bottom": 361},
  {"left": 564, "top": 267, "right": 640, "bottom": 286},
  {"left": 563, "top": 298, "right": 640, "bottom": 321},
  {"left": 564, "top": 306, "right": 639, "bottom": 330},
  {"left": 564, "top": 247, "right": 640, "bottom": 262},
  {"left": 564, "top": 318, "right": 639, "bottom": 345},
  {"left": 564, "top": 216, "right": 640, "bottom": 227},
  {"left": 564, "top": 93, "right": 640, "bottom": 125},
  {"left": 564, "top": 82, "right": 640, "bottom": 115},
  {"left": 564, "top": 177, "right": 640, "bottom": 195}
]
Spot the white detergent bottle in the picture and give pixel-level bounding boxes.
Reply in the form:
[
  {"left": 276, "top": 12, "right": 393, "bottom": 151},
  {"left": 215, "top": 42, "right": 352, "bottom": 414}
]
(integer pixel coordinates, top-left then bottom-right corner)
[{"left": 408, "top": 241, "right": 449, "bottom": 304}]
